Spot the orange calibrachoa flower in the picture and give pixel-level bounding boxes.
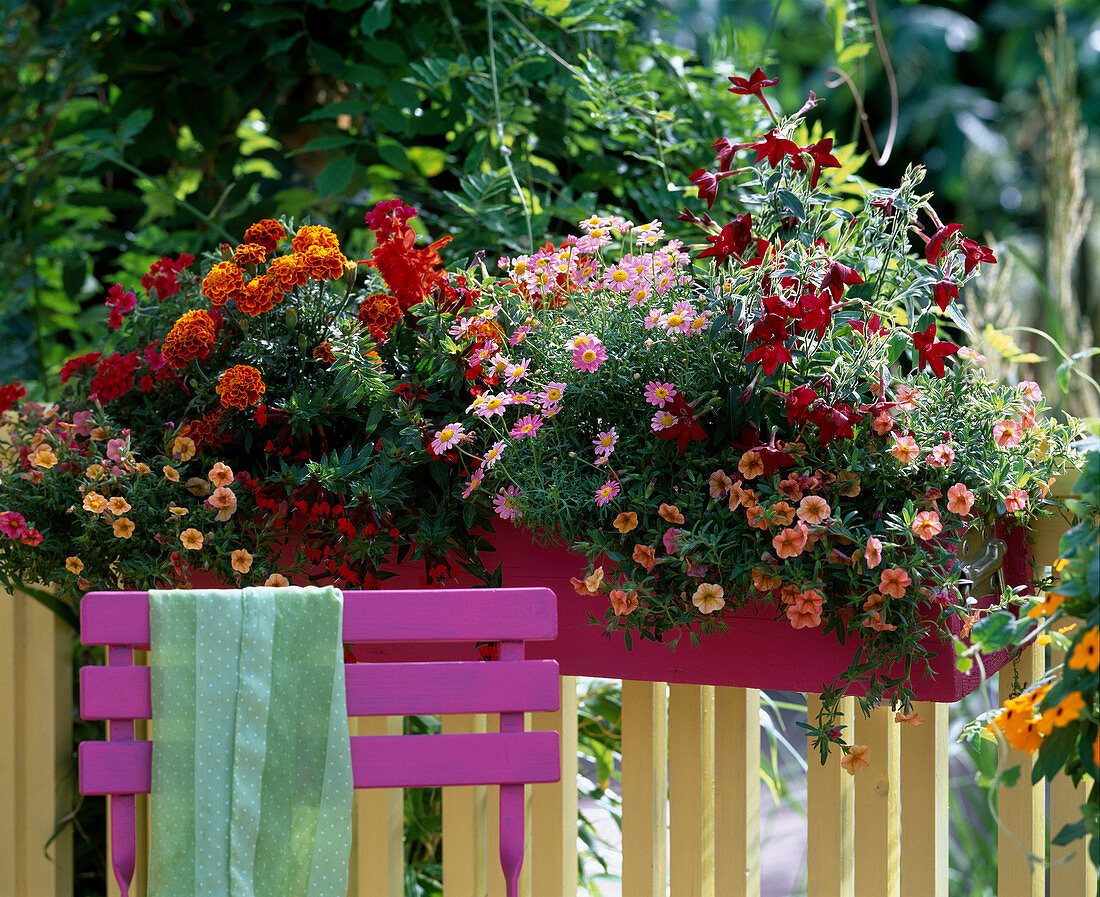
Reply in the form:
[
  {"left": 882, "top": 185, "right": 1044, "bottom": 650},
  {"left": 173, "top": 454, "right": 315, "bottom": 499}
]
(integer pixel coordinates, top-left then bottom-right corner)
[
  {"left": 879, "top": 567, "right": 911, "bottom": 599},
  {"left": 946, "top": 483, "right": 975, "bottom": 515},
  {"left": 180, "top": 528, "right": 204, "bottom": 550},
  {"left": 840, "top": 744, "right": 871, "bottom": 775},
  {"left": 208, "top": 462, "right": 234, "bottom": 487},
  {"left": 773, "top": 525, "right": 808, "bottom": 559},
  {"left": 894, "top": 709, "right": 925, "bottom": 725},
  {"left": 112, "top": 517, "right": 135, "bottom": 539},
  {"left": 890, "top": 435, "right": 920, "bottom": 464},
  {"left": 797, "top": 495, "right": 830, "bottom": 524},
  {"left": 241, "top": 219, "right": 286, "bottom": 253},
  {"left": 612, "top": 511, "right": 638, "bottom": 534},
  {"left": 106, "top": 496, "right": 131, "bottom": 516},
  {"left": 738, "top": 449, "right": 764, "bottom": 478},
  {"left": 216, "top": 365, "right": 266, "bottom": 410},
  {"left": 911, "top": 510, "right": 943, "bottom": 541},
  {"left": 786, "top": 589, "right": 823, "bottom": 629},
  {"left": 235, "top": 275, "right": 283, "bottom": 316},
  {"left": 231, "top": 549, "right": 254, "bottom": 574},
  {"left": 65, "top": 556, "right": 84, "bottom": 575},
  {"left": 770, "top": 501, "right": 796, "bottom": 527},
  {"left": 232, "top": 242, "right": 267, "bottom": 268},
  {"left": 171, "top": 436, "right": 197, "bottom": 461},
  {"left": 266, "top": 254, "right": 309, "bottom": 291},
  {"left": 570, "top": 566, "right": 605, "bottom": 596},
  {"left": 82, "top": 492, "right": 108, "bottom": 513},
  {"left": 610, "top": 588, "right": 639, "bottom": 616},
  {"left": 163, "top": 465, "right": 180, "bottom": 482},
  {"left": 163, "top": 310, "right": 218, "bottom": 368},
  {"left": 264, "top": 573, "right": 290, "bottom": 587},
  {"left": 691, "top": 582, "right": 725, "bottom": 614},
  {"left": 201, "top": 261, "right": 245, "bottom": 307},
  {"left": 31, "top": 445, "right": 58, "bottom": 469},
  {"left": 658, "top": 503, "right": 685, "bottom": 524},
  {"left": 632, "top": 544, "right": 657, "bottom": 571},
  {"left": 864, "top": 536, "right": 883, "bottom": 568}
]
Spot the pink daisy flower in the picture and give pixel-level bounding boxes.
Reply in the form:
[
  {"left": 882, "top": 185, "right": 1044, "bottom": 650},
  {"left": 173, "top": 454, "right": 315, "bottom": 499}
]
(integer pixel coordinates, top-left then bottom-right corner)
[
  {"left": 572, "top": 341, "right": 608, "bottom": 373},
  {"left": 430, "top": 422, "right": 465, "bottom": 455},
  {"left": 473, "top": 393, "right": 509, "bottom": 418},
  {"left": 662, "top": 301, "right": 694, "bottom": 334},
  {"left": 539, "top": 382, "right": 566, "bottom": 410},
  {"left": 644, "top": 308, "right": 665, "bottom": 330},
  {"left": 510, "top": 414, "right": 543, "bottom": 440},
  {"left": 594, "top": 479, "right": 621, "bottom": 507},
  {"left": 493, "top": 486, "right": 523, "bottom": 520},
  {"left": 645, "top": 381, "right": 676, "bottom": 407},
  {"left": 503, "top": 361, "right": 530, "bottom": 385},
  {"left": 462, "top": 469, "right": 483, "bottom": 498},
  {"left": 651, "top": 408, "right": 677, "bottom": 432},
  {"left": 483, "top": 440, "right": 507, "bottom": 469},
  {"left": 593, "top": 428, "right": 618, "bottom": 456}
]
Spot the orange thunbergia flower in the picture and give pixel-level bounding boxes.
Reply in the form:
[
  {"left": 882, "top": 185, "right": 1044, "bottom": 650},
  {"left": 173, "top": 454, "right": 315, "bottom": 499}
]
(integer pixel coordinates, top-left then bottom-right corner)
[
  {"left": 106, "top": 496, "right": 131, "bottom": 516},
  {"left": 770, "top": 501, "right": 796, "bottom": 528},
  {"left": 911, "top": 510, "right": 943, "bottom": 541},
  {"left": 163, "top": 465, "right": 180, "bottom": 483},
  {"left": 31, "top": 445, "right": 58, "bottom": 469},
  {"left": 208, "top": 462, "right": 234, "bottom": 487},
  {"left": 864, "top": 536, "right": 883, "bottom": 569},
  {"left": 708, "top": 470, "right": 732, "bottom": 499},
  {"left": 163, "top": 309, "right": 218, "bottom": 368},
  {"left": 112, "top": 517, "right": 135, "bottom": 539},
  {"left": 300, "top": 244, "right": 348, "bottom": 281},
  {"left": 201, "top": 262, "right": 245, "bottom": 308},
  {"left": 82, "top": 491, "right": 108, "bottom": 513},
  {"left": 894, "top": 710, "right": 925, "bottom": 726},
  {"left": 236, "top": 274, "right": 283, "bottom": 316},
  {"left": 946, "top": 483, "right": 975, "bottom": 515},
  {"left": 291, "top": 224, "right": 341, "bottom": 254},
  {"left": 180, "top": 528, "right": 204, "bottom": 550},
  {"left": 692, "top": 582, "right": 725, "bottom": 614},
  {"left": 264, "top": 573, "right": 291, "bottom": 587},
  {"left": 840, "top": 744, "right": 871, "bottom": 775},
  {"left": 171, "top": 436, "right": 197, "bottom": 462},
  {"left": 231, "top": 549, "right": 254, "bottom": 574},
  {"left": 1026, "top": 590, "right": 1065, "bottom": 619},
  {"left": 632, "top": 544, "right": 657, "bottom": 572},
  {"left": 232, "top": 242, "right": 267, "bottom": 268},
  {"left": 738, "top": 450, "right": 764, "bottom": 479},
  {"left": 879, "top": 567, "right": 912, "bottom": 599},
  {"left": 1068, "top": 627, "right": 1099, "bottom": 672},
  {"left": 797, "top": 495, "right": 831, "bottom": 525},
  {"left": 610, "top": 588, "right": 639, "bottom": 616},
  {"left": 65, "top": 556, "right": 84, "bottom": 575},
  {"left": 242, "top": 219, "right": 286, "bottom": 253},
  {"left": 772, "top": 525, "right": 808, "bottom": 559},
  {"left": 216, "top": 365, "right": 266, "bottom": 410},
  {"left": 266, "top": 254, "right": 309, "bottom": 291},
  {"left": 613, "top": 511, "right": 638, "bottom": 534},
  {"left": 890, "top": 435, "right": 920, "bottom": 464},
  {"left": 658, "top": 503, "right": 685, "bottom": 524},
  {"left": 1042, "top": 691, "right": 1086, "bottom": 729}
]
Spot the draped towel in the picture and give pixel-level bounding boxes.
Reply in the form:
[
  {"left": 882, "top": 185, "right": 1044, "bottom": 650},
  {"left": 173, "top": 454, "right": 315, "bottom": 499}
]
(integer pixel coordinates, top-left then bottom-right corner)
[{"left": 147, "top": 586, "right": 353, "bottom": 897}]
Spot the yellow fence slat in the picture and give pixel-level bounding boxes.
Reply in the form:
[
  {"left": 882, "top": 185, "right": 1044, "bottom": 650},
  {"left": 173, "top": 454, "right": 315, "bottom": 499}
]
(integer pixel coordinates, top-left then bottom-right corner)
[
  {"left": 714, "top": 687, "right": 760, "bottom": 897},
  {"left": 899, "top": 701, "right": 949, "bottom": 897},
  {"left": 348, "top": 714, "right": 403, "bottom": 897},
  {"left": 621, "top": 680, "right": 668, "bottom": 897},
  {"left": 805, "top": 694, "right": 855, "bottom": 897},
  {"left": 0, "top": 591, "right": 72, "bottom": 897},
  {"left": 442, "top": 713, "right": 490, "bottom": 896},
  {"left": 998, "top": 646, "right": 1046, "bottom": 897},
  {"left": 531, "top": 675, "right": 578, "bottom": 897},
  {"left": 853, "top": 703, "right": 900, "bottom": 897},
  {"left": 668, "top": 683, "right": 716, "bottom": 897}
]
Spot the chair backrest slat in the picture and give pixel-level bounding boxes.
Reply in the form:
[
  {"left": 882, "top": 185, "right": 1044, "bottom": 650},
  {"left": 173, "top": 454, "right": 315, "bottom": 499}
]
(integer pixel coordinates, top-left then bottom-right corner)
[
  {"left": 81, "top": 587, "right": 558, "bottom": 647},
  {"left": 79, "top": 586, "right": 559, "bottom": 897},
  {"left": 81, "top": 658, "right": 561, "bottom": 720}
]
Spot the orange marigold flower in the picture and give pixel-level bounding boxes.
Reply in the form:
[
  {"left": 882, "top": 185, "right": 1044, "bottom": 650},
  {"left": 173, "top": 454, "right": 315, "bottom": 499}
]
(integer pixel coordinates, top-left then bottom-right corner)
[
  {"left": 242, "top": 219, "right": 286, "bottom": 253},
  {"left": 610, "top": 588, "right": 639, "bottom": 616},
  {"left": 291, "top": 224, "right": 341, "bottom": 254},
  {"left": 235, "top": 275, "right": 283, "bottom": 316},
  {"left": 612, "top": 511, "right": 638, "bottom": 534},
  {"left": 231, "top": 549, "right": 254, "bottom": 574},
  {"left": 840, "top": 744, "right": 871, "bottom": 775},
  {"left": 180, "top": 528, "right": 204, "bottom": 550},
  {"left": 299, "top": 244, "right": 348, "bottom": 282},
  {"left": 266, "top": 254, "right": 309, "bottom": 292},
  {"left": 312, "top": 342, "right": 336, "bottom": 364},
  {"left": 201, "top": 262, "right": 245, "bottom": 308},
  {"left": 264, "top": 573, "right": 290, "bottom": 587},
  {"left": 178, "top": 408, "right": 230, "bottom": 452},
  {"left": 163, "top": 310, "right": 218, "bottom": 368},
  {"left": 357, "top": 292, "right": 403, "bottom": 338},
  {"left": 216, "top": 365, "right": 266, "bottom": 410},
  {"left": 112, "top": 517, "right": 136, "bottom": 539},
  {"left": 65, "top": 556, "right": 84, "bottom": 575},
  {"left": 232, "top": 242, "right": 267, "bottom": 268}
]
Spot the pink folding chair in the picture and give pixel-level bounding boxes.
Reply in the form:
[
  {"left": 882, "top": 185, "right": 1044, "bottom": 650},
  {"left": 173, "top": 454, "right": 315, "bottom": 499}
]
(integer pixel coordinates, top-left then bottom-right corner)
[{"left": 78, "top": 586, "right": 561, "bottom": 897}]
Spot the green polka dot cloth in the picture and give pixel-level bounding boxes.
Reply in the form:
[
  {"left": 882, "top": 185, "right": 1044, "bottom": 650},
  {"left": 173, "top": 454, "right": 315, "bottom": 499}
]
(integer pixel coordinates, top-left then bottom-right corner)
[{"left": 147, "top": 586, "right": 353, "bottom": 897}]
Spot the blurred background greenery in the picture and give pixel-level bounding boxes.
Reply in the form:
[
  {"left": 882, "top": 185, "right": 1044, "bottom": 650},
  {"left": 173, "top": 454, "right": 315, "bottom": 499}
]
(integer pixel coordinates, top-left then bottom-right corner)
[{"left": 3, "top": 1, "right": 1094, "bottom": 894}]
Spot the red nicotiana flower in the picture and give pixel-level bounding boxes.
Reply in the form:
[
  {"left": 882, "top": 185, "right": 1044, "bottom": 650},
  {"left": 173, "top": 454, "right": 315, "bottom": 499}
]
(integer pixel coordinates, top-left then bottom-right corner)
[
  {"left": 932, "top": 279, "right": 958, "bottom": 312},
  {"left": 924, "top": 223, "right": 963, "bottom": 265},
  {"left": 689, "top": 168, "right": 739, "bottom": 209},
  {"left": 790, "top": 138, "right": 841, "bottom": 189},
  {"left": 654, "top": 391, "right": 708, "bottom": 455},
  {"left": 819, "top": 260, "right": 864, "bottom": 301},
  {"left": 960, "top": 237, "right": 996, "bottom": 275},
  {"left": 696, "top": 213, "right": 753, "bottom": 266},
  {"left": 912, "top": 323, "right": 959, "bottom": 378},
  {"left": 747, "top": 129, "right": 799, "bottom": 167},
  {"left": 728, "top": 68, "right": 779, "bottom": 117}
]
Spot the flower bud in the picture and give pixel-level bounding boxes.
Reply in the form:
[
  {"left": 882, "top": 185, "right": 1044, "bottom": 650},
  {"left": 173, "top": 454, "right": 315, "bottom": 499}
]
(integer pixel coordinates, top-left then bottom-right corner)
[{"left": 285, "top": 307, "right": 298, "bottom": 328}]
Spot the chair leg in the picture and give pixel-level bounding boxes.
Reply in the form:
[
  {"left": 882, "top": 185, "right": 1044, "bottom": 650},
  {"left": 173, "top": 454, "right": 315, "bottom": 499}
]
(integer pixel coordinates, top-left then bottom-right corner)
[
  {"left": 110, "top": 793, "right": 137, "bottom": 897},
  {"left": 498, "top": 783, "right": 524, "bottom": 897}
]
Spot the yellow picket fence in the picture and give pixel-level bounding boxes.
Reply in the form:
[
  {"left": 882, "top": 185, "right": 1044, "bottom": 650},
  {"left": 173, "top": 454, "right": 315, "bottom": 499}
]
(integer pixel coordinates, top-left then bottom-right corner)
[{"left": 1, "top": 510, "right": 1096, "bottom": 896}]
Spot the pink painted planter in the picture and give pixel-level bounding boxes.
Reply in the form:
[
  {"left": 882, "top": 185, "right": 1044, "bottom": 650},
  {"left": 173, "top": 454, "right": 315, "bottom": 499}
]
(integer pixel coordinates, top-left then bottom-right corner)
[{"left": 353, "top": 521, "right": 1033, "bottom": 702}]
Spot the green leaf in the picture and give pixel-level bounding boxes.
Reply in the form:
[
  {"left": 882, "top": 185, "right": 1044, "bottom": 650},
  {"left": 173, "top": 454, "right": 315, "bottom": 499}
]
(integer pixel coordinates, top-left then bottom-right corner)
[
  {"left": 302, "top": 100, "right": 372, "bottom": 121},
  {"left": 311, "top": 42, "right": 347, "bottom": 77},
  {"left": 1052, "top": 819, "right": 1087, "bottom": 846},
  {"left": 286, "top": 135, "right": 358, "bottom": 156},
  {"left": 363, "top": 39, "right": 406, "bottom": 65},
  {"left": 315, "top": 155, "right": 357, "bottom": 195},
  {"left": 359, "top": 0, "right": 392, "bottom": 38}
]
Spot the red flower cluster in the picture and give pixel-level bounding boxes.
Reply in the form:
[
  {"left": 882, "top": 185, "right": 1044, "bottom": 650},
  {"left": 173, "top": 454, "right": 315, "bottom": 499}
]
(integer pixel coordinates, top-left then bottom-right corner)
[
  {"left": 141, "top": 253, "right": 194, "bottom": 302},
  {"left": 59, "top": 352, "right": 102, "bottom": 384},
  {"left": 105, "top": 283, "right": 137, "bottom": 331},
  {"left": 0, "top": 381, "right": 25, "bottom": 413},
  {"left": 363, "top": 202, "right": 451, "bottom": 312},
  {"left": 90, "top": 351, "right": 141, "bottom": 402},
  {"left": 365, "top": 199, "right": 418, "bottom": 242}
]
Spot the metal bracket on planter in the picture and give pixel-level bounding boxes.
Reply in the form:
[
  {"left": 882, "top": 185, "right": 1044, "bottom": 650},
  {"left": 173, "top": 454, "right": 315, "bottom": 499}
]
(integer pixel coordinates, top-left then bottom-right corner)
[{"left": 958, "top": 537, "right": 1007, "bottom": 606}]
